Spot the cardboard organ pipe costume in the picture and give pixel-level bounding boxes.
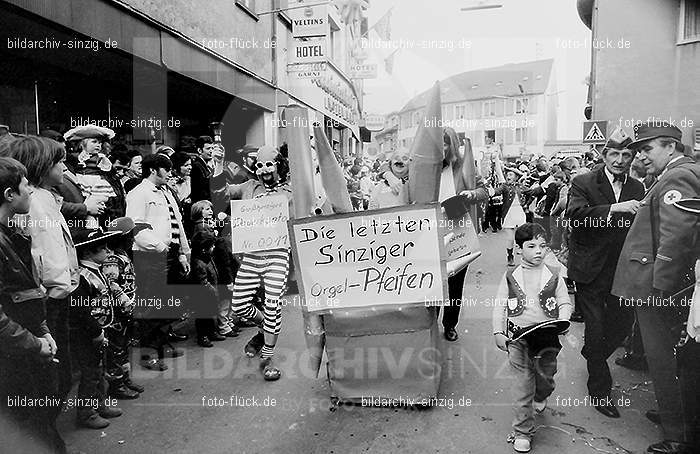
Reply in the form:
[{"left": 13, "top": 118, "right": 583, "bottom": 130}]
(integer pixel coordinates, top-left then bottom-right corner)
[{"left": 287, "top": 83, "right": 483, "bottom": 403}]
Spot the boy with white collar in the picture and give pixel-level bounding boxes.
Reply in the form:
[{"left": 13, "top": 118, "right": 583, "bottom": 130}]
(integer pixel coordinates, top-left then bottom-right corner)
[{"left": 493, "top": 223, "right": 573, "bottom": 452}]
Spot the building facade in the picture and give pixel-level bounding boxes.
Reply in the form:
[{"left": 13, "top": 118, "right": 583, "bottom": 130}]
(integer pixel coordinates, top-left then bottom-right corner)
[
  {"left": 390, "top": 60, "right": 559, "bottom": 159},
  {"left": 373, "top": 111, "right": 398, "bottom": 155},
  {"left": 578, "top": 0, "right": 700, "bottom": 153},
  {"left": 0, "top": 0, "right": 366, "bottom": 155}
]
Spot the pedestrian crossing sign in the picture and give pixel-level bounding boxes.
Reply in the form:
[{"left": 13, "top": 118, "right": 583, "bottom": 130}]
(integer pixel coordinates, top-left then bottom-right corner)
[{"left": 582, "top": 121, "right": 608, "bottom": 143}]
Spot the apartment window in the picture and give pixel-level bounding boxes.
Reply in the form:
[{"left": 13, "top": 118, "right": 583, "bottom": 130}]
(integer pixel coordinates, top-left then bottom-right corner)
[
  {"left": 515, "top": 98, "right": 529, "bottom": 114},
  {"left": 466, "top": 103, "right": 476, "bottom": 119},
  {"left": 515, "top": 127, "right": 527, "bottom": 144},
  {"left": 505, "top": 128, "right": 514, "bottom": 145},
  {"left": 680, "top": 0, "right": 700, "bottom": 43},
  {"left": 454, "top": 105, "right": 466, "bottom": 119},
  {"left": 236, "top": 0, "right": 258, "bottom": 19},
  {"left": 483, "top": 100, "right": 496, "bottom": 117}
]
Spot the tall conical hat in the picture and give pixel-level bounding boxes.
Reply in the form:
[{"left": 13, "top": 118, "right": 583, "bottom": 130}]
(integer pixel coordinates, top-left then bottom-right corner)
[
  {"left": 313, "top": 125, "right": 353, "bottom": 213},
  {"left": 284, "top": 105, "right": 326, "bottom": 378},
  {"left": 408, "top": 81, "right": 443, "bottom": 204}
]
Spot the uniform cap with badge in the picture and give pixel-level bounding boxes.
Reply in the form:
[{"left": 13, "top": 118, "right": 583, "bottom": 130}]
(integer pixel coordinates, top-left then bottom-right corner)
[{"left": 628, "top": 121, "right": 683, "bottom": 151}]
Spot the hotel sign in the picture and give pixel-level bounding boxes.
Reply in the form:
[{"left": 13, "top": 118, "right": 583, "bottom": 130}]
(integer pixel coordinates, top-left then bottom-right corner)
[
  {"left": 363, "top": 114, "right": 385, "bottom": 132},
  {"left": 291, "top": 38, "right": 327, "bottom": 64},
  {"left": 287, "top": 62, "right": 328, "bottom": 80},
  {"left": 349, "top": 63, "right": 378, "bottom": 79}
]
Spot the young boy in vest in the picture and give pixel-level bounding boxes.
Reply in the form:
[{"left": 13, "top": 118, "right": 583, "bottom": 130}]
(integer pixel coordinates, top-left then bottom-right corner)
[{"left": 493, "top": 223, "right": 573, "bottom": 453}]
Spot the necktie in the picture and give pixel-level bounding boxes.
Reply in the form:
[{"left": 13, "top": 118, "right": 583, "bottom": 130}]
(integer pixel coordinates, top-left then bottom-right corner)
[
  {"left": 613, "top": 173, "right": 626, "bottom": 183},
  {"left": 162, "top": 188, "right": 180, "bottom": 244}
]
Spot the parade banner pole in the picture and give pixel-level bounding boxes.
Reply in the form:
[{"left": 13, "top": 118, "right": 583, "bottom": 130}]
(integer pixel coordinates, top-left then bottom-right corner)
[{"left": 285, "top": 105, "right": 326, "bottom": 378}]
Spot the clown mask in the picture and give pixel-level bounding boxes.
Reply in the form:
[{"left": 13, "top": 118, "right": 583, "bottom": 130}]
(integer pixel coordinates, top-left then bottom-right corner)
[
  {"left": 390, "top": 148, "right": 411, "bottom": 179},
  {"left": 255, "top": 145, "right": 280, "bottom": 187}
]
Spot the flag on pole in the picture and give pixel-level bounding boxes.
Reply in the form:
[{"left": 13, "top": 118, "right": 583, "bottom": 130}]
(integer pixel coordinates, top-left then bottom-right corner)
[
  {"left": 335, "top": 0, "right": 369, "bottom": 25},
  {"left": 371, "top": 8, "right": 393, "bottom": 40},
  {"left": 384, "top": 49, "right": 398, "bottom": 75}
]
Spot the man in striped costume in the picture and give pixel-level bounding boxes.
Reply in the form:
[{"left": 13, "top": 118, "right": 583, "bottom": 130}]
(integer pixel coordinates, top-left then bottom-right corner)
[{"left": 212, "top": 145, "right": 292, "bottom": 381}]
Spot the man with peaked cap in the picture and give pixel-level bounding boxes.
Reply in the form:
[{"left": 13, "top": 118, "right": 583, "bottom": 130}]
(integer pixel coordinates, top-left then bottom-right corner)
[
  {"left": 566, "top": 126, "right": 645, "bottom": 419},
  {"left": 612, "top": 121, "right": 700, "bottom": 454}
]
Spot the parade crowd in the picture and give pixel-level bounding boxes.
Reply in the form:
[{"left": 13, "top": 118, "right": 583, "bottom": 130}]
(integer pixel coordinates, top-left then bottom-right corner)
[{"left": 0, "top": 120, "right": 698, "bottom": 454}]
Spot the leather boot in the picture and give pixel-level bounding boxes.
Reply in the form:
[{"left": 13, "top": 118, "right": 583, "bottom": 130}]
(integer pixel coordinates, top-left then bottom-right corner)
[{"left": 77, "top": 412, "right": 110, "bottom": 429}]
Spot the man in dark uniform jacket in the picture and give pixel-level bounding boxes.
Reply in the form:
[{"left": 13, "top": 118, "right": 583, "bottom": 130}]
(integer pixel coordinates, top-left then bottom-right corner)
[
  {"left": 612, "top": 122, "right": 700, "bottom": 454},
  {"left": 567, "top": 129, "right": 645, "bottom": 418}
]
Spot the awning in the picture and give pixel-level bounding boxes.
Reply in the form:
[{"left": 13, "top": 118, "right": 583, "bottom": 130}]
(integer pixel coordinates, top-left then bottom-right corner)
[
  {"left": 161, "top": 33, "right": 275, "bottom": 111},
  {"left": 3, "top": 0, "right": 276, "bottom": 112}
]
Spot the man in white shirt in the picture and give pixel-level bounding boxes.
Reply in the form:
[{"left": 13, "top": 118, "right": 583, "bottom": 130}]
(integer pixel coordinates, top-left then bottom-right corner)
[{"left": 126, "top": 154, "right": 190, "bottom": 368}]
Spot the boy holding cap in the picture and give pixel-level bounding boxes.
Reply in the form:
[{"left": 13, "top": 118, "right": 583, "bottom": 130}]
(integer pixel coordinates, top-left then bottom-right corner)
[{"left": 493, "top": 223, "right": 573, "bottom": 453}]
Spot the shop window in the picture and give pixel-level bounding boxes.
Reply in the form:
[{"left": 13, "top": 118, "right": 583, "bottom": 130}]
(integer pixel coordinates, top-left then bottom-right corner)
[
  {"left": 679, "top": 0, "right": 700, "bottom": 43},
  {"left": 236, "top": 0, "right": 258, "bottom": 19}
]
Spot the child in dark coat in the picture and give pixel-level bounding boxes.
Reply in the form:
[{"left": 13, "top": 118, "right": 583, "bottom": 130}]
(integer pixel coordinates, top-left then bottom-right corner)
[{"left": 190, "top": 229, "right": 222, "bottom": 348}]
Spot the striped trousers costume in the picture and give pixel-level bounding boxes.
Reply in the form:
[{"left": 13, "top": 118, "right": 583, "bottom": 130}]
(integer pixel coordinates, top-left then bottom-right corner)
[{"left": 230, "top": 249, "right": 290, "bottom": 337}]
